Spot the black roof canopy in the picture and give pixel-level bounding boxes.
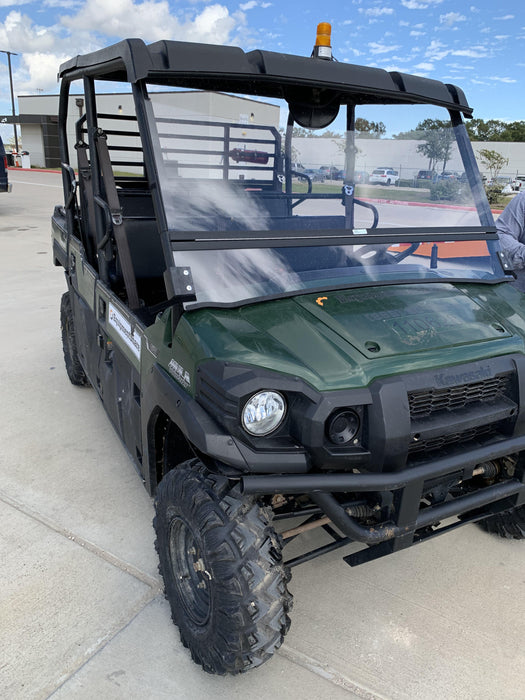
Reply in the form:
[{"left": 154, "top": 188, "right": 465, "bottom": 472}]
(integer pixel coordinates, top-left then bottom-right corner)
[{"left": 59, "top": 38, "right": 473, "bottom": 117}]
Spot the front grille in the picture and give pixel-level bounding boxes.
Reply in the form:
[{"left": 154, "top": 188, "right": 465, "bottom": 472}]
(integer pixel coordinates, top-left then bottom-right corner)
[
  {"left": 408, "top": 423, "right": 501, "bottom": 454},
  {"left": 408, "top": 373, "right": 513, "bottom": 419}
]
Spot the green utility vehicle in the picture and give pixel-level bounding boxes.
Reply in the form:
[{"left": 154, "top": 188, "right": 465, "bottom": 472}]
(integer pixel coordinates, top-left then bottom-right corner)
[{"left": 53, "top": 29, "right": 525, "bottom": 675}]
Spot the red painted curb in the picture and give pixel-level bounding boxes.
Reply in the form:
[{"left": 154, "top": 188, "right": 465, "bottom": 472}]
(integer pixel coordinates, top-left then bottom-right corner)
[
  {"left": 360, "top": 195, "right": 504, "bottom": 215},
  {"left": 7, "top": 166, "right": 61, "bottom": 173}
]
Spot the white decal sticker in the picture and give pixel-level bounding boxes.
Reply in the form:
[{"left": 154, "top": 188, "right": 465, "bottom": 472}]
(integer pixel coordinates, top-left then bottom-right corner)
[
  {"left": 168, "top": 359, "right": 191, "bottom": 388},
  {"left": 108, "top": 303, "right": 141, "bottom": 359}
]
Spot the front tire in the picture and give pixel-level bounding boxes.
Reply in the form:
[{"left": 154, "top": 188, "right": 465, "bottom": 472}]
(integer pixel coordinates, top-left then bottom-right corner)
[
  {"left": 154, "top": 460, "right": 292, "bottom": 674},
  {"left": 60, "top": 292, "right": 89, "bottom": 386},
  {"left": 478, "top": 505, "right": 525, "bottom": 539}
]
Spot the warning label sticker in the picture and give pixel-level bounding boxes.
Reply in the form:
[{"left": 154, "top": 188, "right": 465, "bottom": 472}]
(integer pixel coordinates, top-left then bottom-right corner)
[{"left": 108, "top": 303, "right": 141, "bottom": 359}]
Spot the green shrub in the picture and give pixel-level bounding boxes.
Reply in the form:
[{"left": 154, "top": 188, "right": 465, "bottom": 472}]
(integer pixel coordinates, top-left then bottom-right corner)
[
  {"left": 484, "top": 184, "right": 503, "bottom": 205},
  {"left": 430, "top": 179, "right": 463, "bottom": 201}
]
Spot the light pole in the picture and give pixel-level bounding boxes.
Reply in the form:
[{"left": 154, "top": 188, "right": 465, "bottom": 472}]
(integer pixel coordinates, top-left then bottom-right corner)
[{"left": 0, "top": 50, "right": 19, "bottom": 153}]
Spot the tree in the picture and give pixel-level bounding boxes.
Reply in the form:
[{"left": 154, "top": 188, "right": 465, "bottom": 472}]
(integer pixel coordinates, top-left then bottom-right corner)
[
  {"left": 355, "top": 118, "right": 386, "bottom": 138},
  {"left": 466, "top": 119, "right": 525, "bottom": 142},
  {"left": 478, "top": 148, "right": 509, "bottom": 180},
  {"left": 393, "top": 128, "right": 425, "bottom": 140},
  {"left": 415, "top": 119, "right": 454, "bottom": 172}
]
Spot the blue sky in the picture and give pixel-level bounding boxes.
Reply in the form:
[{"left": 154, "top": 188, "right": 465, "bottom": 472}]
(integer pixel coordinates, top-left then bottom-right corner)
[{"left": 0, "top": 0, "right": 523, "bottom": 140}]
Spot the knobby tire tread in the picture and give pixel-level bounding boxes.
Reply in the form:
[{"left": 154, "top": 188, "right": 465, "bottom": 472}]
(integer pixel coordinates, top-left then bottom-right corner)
[{"left": 154, "top": 458, "right": 292, "bottom": 675}]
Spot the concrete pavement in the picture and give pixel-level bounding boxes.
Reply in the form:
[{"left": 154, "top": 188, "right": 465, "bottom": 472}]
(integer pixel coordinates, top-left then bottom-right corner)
[{"left": 1, "top": 170, "right": 524, "bottom": 700}]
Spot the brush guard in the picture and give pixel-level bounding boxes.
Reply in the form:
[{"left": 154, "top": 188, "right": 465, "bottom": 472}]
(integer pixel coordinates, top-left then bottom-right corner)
[{"left": 242, "top": 435, "right": 525, "bottom": 567}]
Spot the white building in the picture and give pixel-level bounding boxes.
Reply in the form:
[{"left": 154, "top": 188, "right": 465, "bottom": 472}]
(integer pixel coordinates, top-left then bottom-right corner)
[{"left": 8, "top": 92, "right": 279, "bottom": 169}]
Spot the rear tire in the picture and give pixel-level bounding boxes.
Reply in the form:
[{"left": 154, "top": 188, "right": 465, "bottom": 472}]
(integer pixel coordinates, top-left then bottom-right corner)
[
  {"left": 60, "top": 292, "right": 89, "bottom": 387},
  {"left": 154, "top": 459, "right": 292, "bottom": 674},
  {"left": 478, "top": 505, "right": 525, "bottom": 539}
]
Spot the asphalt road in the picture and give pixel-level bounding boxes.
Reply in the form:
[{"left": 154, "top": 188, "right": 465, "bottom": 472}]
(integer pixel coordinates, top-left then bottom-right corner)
[{"left": 1, "top": 170, "right": 524, "bottom": 700}]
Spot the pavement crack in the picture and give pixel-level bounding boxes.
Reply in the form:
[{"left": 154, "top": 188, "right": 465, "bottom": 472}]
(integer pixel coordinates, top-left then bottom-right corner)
[
  {"left": 0, "top": 489, "right": 162, "bottom": 591},
  {"left": 278, "top": 643, "right": 389, "bottom": 699}
]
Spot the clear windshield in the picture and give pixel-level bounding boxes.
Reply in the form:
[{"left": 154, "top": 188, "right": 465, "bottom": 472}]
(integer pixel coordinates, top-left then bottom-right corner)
[
  {"left": 176, "top": 238, "right": 500, "bottom": 308},
  {"left": 145, "top": 88, "right": 503, "bottom": 306}
]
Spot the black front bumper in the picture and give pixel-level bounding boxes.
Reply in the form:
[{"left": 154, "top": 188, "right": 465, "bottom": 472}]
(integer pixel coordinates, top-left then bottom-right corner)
[{"left": 243, "top": 434, "right": 525, "bottom": 562}]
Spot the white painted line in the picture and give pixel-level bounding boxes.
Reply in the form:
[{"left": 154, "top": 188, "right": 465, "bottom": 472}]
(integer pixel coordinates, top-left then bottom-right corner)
[{"left": 9, "top": 178, "right": 62, "bottom": 188}]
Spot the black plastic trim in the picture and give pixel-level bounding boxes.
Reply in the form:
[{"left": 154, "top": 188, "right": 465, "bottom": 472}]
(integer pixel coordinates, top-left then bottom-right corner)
[{"left": 241, "top": 432, "right": 525, "bottom": 494}]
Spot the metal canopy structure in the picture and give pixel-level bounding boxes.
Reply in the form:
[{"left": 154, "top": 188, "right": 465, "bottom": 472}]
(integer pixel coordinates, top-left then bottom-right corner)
[{"left": 58, "top": 38, "right": 473, "bottom": 117}]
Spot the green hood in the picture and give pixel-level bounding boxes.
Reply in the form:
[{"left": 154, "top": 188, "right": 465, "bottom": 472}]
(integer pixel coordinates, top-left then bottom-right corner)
[{"left": 183, "top": 283, "right": 525, "bottom": 391}]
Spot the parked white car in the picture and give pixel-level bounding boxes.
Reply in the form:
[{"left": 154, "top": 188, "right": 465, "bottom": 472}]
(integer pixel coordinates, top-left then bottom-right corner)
[{"left": 370, "top": 167, "right": 399, "bottom": 186}]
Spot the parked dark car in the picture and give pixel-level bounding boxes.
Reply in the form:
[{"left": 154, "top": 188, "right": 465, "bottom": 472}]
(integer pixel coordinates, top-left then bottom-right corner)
[
  {"left": 0, "top": 136, "right": 11, "bottom": 193},
  {"left": 303, "top": 168, "right": 325, "bottom": 182},
  {"left": 416, "top": 170, "right": 436, "bottom": 181},
  {"left": 319, "top": 165, "right": 344, "bottom": 180}
]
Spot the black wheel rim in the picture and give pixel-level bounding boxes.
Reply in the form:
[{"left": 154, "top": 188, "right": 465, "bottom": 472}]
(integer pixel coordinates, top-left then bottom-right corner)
[{"left": 168, "top": 517, "right": 211, "bottom": 626}]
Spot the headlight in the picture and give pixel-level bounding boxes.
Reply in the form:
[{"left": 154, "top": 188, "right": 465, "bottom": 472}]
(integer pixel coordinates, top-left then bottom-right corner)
[
  {"left": 242, "top": 391, "right": 286, "bottom": 436},
  {"left": 327, "top": 409, "right": 360, "bottom": 445}
]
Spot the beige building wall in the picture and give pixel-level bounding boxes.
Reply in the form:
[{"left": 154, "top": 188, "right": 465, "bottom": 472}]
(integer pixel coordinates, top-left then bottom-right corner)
[{"left": 294, "top": 137, "right": 525, "bottom": 180}]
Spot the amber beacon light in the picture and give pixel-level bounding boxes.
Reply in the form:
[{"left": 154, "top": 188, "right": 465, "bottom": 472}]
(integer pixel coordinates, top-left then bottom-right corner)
[{"left": 313, "top": 22, "right": 332, "bottom": 59}]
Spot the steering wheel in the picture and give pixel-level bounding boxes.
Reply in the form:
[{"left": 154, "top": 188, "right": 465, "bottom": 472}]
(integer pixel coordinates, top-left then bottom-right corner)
[{"left": 353, "top": 241, "right": 421, "bottom": 264}]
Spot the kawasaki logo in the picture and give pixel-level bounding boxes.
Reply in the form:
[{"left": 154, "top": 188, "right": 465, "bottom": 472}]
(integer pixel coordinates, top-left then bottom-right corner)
[{"left": 434, "top": 366, "right": 492, "bottom": 387}]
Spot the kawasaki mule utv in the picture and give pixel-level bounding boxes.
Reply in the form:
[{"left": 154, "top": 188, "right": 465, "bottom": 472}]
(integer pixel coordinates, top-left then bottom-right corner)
[{"left": 52, "top": 24, "right": 525, "bottom": 675}]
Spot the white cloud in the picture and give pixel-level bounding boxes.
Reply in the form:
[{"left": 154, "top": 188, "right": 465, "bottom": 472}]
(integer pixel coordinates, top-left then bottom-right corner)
[
  {"left": 401, "top": 0, "right": 444, "bottom": 9},
  {"left": 494, "top": 14, "right": 514, "bottom": 20},
  {"left": 359, "top": 6, "right": 394, "bottom": 16},
  {"left": 439, "top": 12, "right": 466, "bottom": 27},
  {"left": 240, "top": 1, "right": 256, "bottom": 9},
  {"left": 0, "top": 11, "right": 64, "bottom": 55},
  {"left": 425, "top": 40, "right": 449, "bottom": 60},
  {"left": 414, "top": 62, "right": 434, "bottom": 71},
  {"left": 61, "top": 1, "right": 244, "bottom": 46},
  {"left": 0, "top": 2, "right": 248, "bottom": 94},
  {"left": 0, "top": 0, "right": 32, "bottom": 5},
  {"left": 447, "top": 62, "right": 474, "bottom": 70},
  {"left": 451, "top": 45, "right": 491, "bottom": 58},
  {"left": 19, "top": 52, "right": 72, "bottom": 92},
  {"left": 410, "top": 30, "right": 425, "bottom": 36},
  {"left": 487, "top": 76, "right": 517, "bottom": 83},
  {"left": 368, "top": 41, "right": 401, "bottom": 54},
  {"left": 44, "top": 0, "right": 83, "bottom": 7}
]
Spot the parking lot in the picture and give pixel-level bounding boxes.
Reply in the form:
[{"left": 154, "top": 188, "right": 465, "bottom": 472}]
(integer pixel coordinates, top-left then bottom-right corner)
[{"left": 1, "top": 169, "right": 524, "bottom": 700}]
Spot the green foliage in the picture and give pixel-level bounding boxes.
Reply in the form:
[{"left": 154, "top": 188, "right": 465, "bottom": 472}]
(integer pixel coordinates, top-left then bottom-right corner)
[
  {"left": 355, "top": 118, "right": 386, "bottom": 138},
  {"left": 430, "top": 179, "right": 463, "bottom": 202},
  {"left": 484, "top": 184, "right": 503, "bottom": 205},
  {"left": 466, "top": 119, "right": 525, "bottom": 142},
  {"left": 395, "top": 118, "right": 525, "bottom": 143},
  {"left": 288, "top": 127, "right": 344, "bottom": 138},
  {"left": 478, "top": 148, "right": 509, "bottom": 180}
]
